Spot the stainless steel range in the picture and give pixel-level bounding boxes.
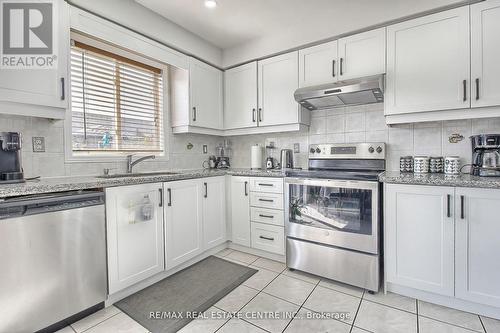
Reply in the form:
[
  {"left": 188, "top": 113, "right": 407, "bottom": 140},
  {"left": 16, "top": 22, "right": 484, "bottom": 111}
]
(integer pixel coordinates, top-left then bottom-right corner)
[{"left": 285, "top": 143, "right": 385, "bottom": 292}]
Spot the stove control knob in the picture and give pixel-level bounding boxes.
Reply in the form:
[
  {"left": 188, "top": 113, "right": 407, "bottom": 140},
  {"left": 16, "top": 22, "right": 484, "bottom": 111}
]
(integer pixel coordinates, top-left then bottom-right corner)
[
  {"left": 315, "top": 148, "right": 321, "bottom": 153},
  {"left": 324, "top": 231, "right": 330, "bottom": 236},
  {"left": 310, "top": 148, "right": 316, "bottom": 154},
  {"left": 368, "top": 146, "right": 375, "bottom": 153},
  {"left": 376, "top": 146, "right": 383, "bottom": 154}
]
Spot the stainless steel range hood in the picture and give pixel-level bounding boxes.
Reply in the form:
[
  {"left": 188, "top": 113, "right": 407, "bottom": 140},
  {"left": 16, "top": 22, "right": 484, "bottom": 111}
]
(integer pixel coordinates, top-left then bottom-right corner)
[{"left": 294, "top": 75, "right": 384, "bottom": 110}]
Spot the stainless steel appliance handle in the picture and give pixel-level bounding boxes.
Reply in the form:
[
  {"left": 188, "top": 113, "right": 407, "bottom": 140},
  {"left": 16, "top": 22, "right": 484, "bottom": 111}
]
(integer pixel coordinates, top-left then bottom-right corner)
[
  {"left": 159, "top": 188, "right": 163, "bottom": 207},
  {"left": 259, "top": 214, "right": 274, "bottom": 219},
  {"left": 463, "top": 80, "right": 467, "bottom": 102},
  {"left": 447, "top": 194, "right": 451, "bottom": 218},
  {"left": 460, "top": 195, "right": 465, "bottom": 219},
  {"left": 0, "top": 190, "right": 103, "bottom": 209},
  {"left": 259, "top": 235, "right": 274, "bottom": 241},
  {"left": 204, "top": 182, "right": 208, "bottom": 198},
  {"left": 475, "top": 78, "right": 480, "bottom": 101},
  {"left": 167, "top": 188, "right": 172, "bottom": 206},
  {"left": 285, "top": 177, "right": 379, "bottom": 191},
  {"left": 244, "top": 181, "right": 248, "bottom": 196}
]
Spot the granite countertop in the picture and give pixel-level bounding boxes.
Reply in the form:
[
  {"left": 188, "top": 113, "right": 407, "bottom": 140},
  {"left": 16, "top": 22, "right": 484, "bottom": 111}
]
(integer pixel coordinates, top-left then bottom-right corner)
[
  {"left": 380, "top": 171, "right": 500, "bottom": 189},
  {"left": 0, "top": 168, "right": 286, "bottom": 199}
]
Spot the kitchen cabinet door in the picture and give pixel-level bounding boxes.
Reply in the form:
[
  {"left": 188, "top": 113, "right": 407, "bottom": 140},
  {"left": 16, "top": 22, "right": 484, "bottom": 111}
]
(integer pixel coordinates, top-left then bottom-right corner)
[
  {"left": 164, "top": 179, "right": 203, "bottom": 269},
  {"left": 386, "top": 7, "right": 470, "bottom": 115},
  {"left": 224, "top": 62, "right": 258, "bottom": 129},
  {"left": 230, "top": 176, "right": 251, "bottom": 247},
  {"left": 298, "top": 41, "right": 338, "bottom": 87},
  {"left": 0, "top": 0, "right": 69, "bottom": 117},
  {"left": 106, "top": 183, "right": 164, "bottom": 294},
  {"left": 338, "top": 28, "right": 386, "bottom": 81},
  {"left": 257, "top": 52, "right": 299, "bottom": 126},
  {"left": 471, "top": 0, "right": 500, "bottom": 108},
  {"left": 202, "top": 176, "right": 226, "bottom": 249},
  {"left": 455, "top": 188, "right": 500, "bottom": 307},
  {"left": 385, "top": 184, "right": 455, "bottom": 296},
  {"left": 189, "top": 58, "right": 223, "bottom": 129}
]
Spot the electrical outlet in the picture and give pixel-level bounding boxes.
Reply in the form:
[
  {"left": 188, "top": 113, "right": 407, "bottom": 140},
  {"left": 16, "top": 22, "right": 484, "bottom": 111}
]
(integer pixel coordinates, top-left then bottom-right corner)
[
  {"left": 203, "top": 144, "right": 208, "bottom": 154},
  {"left": 294, "top": 143, "right": 300, "bottom": 153},
  {"left": 32, "top": 137, "right": 45, "bottom": 152}
]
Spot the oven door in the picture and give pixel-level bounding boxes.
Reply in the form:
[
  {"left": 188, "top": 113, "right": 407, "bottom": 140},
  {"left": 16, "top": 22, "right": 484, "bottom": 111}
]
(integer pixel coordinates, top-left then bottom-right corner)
[{"left": 285, "top": 177, "right": 379, "bottom": 254}]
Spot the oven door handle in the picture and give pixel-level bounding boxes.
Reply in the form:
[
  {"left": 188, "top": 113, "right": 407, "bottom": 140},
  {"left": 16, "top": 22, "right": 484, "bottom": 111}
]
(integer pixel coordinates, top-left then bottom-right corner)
[{"left": 284, "top": 177, "right": 379, "bottom": 191}]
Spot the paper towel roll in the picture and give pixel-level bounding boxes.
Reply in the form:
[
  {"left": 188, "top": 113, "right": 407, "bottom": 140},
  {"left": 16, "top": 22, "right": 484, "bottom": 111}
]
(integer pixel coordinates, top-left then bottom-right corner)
[{"left": 251, "top": 145, "right": 263, "bottom": 169}]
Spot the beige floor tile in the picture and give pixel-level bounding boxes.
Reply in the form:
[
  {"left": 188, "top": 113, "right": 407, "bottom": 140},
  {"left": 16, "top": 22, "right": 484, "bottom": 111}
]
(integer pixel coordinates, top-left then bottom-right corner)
[
  {"left": 252, "top": 257, "right": 286, "bottom": 273},
  {"left": 55, "top": 327, "right": 75, "bottom": 333},
  {"left": 83, "top": 312, "right": 147, "bottom": 333},
  {"left": 282, "top": 268, "right": 321, "bottom": 284},
  {"left": 354, "top": 300, "right": 417, "bottom": 333},
  {"left": 177, "top": 307, "right": 230, "bottom": 333},
  {"left": 220, "top": 256, "right": 250, "bottom": 266},
  {"left": 241, "top": 292, "right": 300, "bottom": 333},
  {"left": 303, "top": 285, "right": 361, "bottom": 324},
  {"left": 284, "top": 308, "right": 351, "bottom": 333},
  {"left": 481, "top": 316, "right": 500, "bottom": 333},
  {"left": 351, "top": 327, "right": 372, "bottom": 333},
  {"left": 419, "top": 316, "right": 480, "bottom": 333},
  {"left": 71, "top": 306, "right": 121, "bottom": 332},
  {"left": 319, "top": 278, "right": 364, "bottom": 298},
  {"left": 215, "top": 285, "right": 259, "bottom": 312},
  {"left": 225, "top": 251, "right": 259, "bottom": 264},
  {"left": 418, "top": 301, "right": 484, "bottom": 332},
  {"left": 217, "top": 318, "right": 267, "bottom": 333},
  {"left": 363, "top": 291, "right": 416, "bottom": 313},
  {"left": 244, "top": 265, "right": 279, "bottom": 290},
  {"left": 215, "top": 248, "right": 234, "bottom": 258},
  {"left": 263, "top": 274, "right": 316, "bottom": 305}
]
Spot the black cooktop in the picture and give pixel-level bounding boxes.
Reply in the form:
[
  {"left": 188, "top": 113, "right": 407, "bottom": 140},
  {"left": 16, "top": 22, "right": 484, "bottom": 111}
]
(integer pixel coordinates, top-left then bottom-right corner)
[{"left": 285, "top": 169, "right": 383, "bottom": 181}]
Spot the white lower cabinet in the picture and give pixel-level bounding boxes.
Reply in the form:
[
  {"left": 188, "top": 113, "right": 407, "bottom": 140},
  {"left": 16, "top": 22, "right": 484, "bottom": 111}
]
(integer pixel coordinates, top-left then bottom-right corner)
[
  {"left": 386, "top": 184, "right": 500, "bottom": 309},
  {"left": 202, "top": 177, "right": 227, "bottom": 249},
  {"left": 455, "top": 187, "right": 500, "bottom": 307},
  {"left": 106, "top": 183, "right": 165, "bottom": 294},
  {"left": 230, "top": 176, "right": 251, "bottom": 247}
]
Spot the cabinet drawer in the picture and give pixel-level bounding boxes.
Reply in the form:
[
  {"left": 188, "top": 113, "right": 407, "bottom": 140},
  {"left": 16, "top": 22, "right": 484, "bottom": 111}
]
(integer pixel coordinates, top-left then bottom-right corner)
[
  {"left": 250, "top": 192, "right": 283, "bottom": 210},
  {"left": 250, "top": 207, "right": 284, "bottom": 226},
  {"left": 251, "top": 222, "right": 285, "bottom": 255},
  {"left": 250, "top": 178, "right": 283, "bottom": 193}
]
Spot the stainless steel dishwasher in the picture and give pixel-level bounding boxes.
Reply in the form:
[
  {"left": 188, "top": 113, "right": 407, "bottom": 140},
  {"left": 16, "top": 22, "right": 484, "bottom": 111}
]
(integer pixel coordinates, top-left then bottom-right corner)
[{"left": 0, "top": 190, "right": 107, "bottom": 333}]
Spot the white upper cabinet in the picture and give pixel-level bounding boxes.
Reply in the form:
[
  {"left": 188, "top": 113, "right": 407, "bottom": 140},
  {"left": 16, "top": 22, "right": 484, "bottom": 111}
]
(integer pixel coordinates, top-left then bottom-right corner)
[
  {"left": 0, "top": 0, "right": 69, "bottom": 118},
  {"left": 257, "top": 51, "right": 299, "bottom": 126},
  {"left": 471, "top": 0, "right": 500, "bottom": 109},
  {"left": 224, "top": 62, "right": 258, "bottom": 130},
  {"left": 202, "top": 176, "right": 227, "bottom": 250},
  {"left": 455, "top": 188, "right": 500, "bottom": 308},
  {"left": 299, "top": 41, "right": 338, "bottom": 87},
  {"left": 385, "top": 184, "right": 455, "bottom": 297},
  {"left": 386, "top": 7, "right": 470, "bottom": 116},
  {"left": 189, "top": 58, "right": 223, "bottom": 129},
  {"left": 337, "top": 28, "right": 386, "bottom": 81}
]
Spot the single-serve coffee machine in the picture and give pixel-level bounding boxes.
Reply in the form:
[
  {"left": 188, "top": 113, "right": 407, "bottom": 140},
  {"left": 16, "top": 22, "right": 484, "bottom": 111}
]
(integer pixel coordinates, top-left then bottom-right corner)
[
  {"left": 0, "top": 132, "right": 24, "bottom": 183},
  {"left": 471, "top": 134, "right": 500, "bottom": 177}
]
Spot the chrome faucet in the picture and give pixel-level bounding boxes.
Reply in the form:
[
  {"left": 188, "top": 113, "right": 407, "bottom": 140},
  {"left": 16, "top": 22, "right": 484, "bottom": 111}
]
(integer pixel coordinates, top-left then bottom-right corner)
[{"left": 126, "top": 154, "right": 156, "bottom": 173}]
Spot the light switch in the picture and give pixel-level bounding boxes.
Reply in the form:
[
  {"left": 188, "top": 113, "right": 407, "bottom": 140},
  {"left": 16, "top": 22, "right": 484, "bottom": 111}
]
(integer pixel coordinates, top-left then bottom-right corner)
[
  {"left": 32, "top": 137, "right": 45, "bottom": 152},
  {"left": 203, "top": 144, "right": 208, "bottom": 154}
]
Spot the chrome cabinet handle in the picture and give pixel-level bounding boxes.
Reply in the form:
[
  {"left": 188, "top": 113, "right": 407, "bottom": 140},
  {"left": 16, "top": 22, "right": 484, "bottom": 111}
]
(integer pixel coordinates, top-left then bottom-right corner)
[
  {"left": 463, "top": 80, "right": 467, "bottom": 102},
  {"left": 244, "top": 181, "right": 248, "bottom": 196},
  {"left": 159, "top": 188, "right": 163, "bottom": 207},
  {"left": 340, "top": 58, "right": 344, "bottom": 76},
  {"left": 258, "top": 198, "right": 274, "bottom": 202},
  {"left": 192, "top": 107, "right": 197, "bottom": 121},
  {"left": 167, "top": 188, "right": 172, "bottom": 206},
  {"left": 259, "top": 235, "right": 274, "bottom": 241},
  {"left": 258, "top": 183, "right": 273, "bottom": 187},
  {"left": 204, "top": 182, "right": 208, "bottom": 198},
  {"left": 332, "top": 59, "right": 336, "bottom": 77},
  {"left": 259, "top": 214, "right": 274, "bottom": 219},
  {"left": 258, "top": 108, "right": 262, "bottom": 122},
  {"left": 460, "top": 195, "right": 465, "bottom": 219},
  {"left": 252, "top": 108, "right": 256, "bottom": 122},
  {"left": 60, "top": 77, "right": 65, "bottom": 100},
  {"left": 475, "top": 78, "right": 480, "bottom": 101},
  {"left": 447, "top": 194, "right": 451, "bottom": 218}
]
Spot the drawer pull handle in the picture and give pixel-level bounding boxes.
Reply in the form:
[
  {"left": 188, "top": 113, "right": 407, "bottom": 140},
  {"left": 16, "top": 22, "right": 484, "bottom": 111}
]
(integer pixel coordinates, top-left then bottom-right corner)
[
  {"left": 258, "top": 183, "right": 274, "bottom": 187},
  {"left": 259, "top": 214, "right": 274, "bottom": 219},
  {"left": 259, "top": 235, "right": 274, "bottom": 241},
  {"left": 258, "top": 199, "right": 274, "bottom": 202}
]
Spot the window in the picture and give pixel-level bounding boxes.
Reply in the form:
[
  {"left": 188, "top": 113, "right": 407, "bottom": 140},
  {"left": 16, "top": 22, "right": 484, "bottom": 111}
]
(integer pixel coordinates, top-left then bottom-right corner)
[{"left": 70, "top": 38, "right": 164, "bottom": 155}]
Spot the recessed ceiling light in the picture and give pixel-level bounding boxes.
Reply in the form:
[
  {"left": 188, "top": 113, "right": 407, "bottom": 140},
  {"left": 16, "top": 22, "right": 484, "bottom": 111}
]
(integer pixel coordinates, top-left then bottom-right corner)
[{"left": 204, "top": 0, "right": 217, "bottom": 8}]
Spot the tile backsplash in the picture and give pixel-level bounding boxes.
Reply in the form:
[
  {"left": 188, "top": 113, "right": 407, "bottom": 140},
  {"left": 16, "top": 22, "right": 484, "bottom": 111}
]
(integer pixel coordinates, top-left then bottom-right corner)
[
  {"left": 228, "top": 103, "right": 500, "bottom": 172},
  {"left": 3, "top": 102, "right": 500, "bottom": 177}
]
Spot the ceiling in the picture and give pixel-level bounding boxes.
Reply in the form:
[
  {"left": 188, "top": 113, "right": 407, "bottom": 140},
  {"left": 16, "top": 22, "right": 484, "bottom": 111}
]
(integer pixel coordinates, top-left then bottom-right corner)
[{"left": 135, "top": 0, "right": 467, "bottom": 50}]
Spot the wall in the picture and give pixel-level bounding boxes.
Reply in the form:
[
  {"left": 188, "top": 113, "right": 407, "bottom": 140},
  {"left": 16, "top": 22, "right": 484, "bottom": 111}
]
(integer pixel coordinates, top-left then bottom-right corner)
[
  {"left": 0, "top": 114, "right": 223, "bottom": 178},
  {"left": 69, "top": 0, "right": 223, "bottom": 67},
  {"left": 228, "top": 103, "right": 500, "bottom": 172}
]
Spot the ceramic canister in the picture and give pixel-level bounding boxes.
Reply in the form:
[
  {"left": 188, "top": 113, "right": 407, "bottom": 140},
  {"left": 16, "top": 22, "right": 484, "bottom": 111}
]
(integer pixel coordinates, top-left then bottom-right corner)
[
  {"left": 444, "top": 156, "right": 461, "bottom": 174},
  {"left": 413, "top": 156, "right": 430, "bottom": 173}
]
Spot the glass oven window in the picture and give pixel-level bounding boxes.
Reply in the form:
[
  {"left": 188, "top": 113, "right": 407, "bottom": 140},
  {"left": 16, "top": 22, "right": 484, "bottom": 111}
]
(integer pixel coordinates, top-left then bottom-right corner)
[{"left": 289, "top": 183, "right": 373, "bottom": 235}]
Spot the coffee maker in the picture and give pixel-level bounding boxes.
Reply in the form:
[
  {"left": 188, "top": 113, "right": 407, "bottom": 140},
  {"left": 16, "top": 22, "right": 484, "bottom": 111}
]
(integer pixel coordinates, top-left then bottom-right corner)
[
  {"left": 0, "top": 132, "right": 25, "bottom": 183},
  {"left": 470, "top": 134, "right": 500, "bottom": 177}
]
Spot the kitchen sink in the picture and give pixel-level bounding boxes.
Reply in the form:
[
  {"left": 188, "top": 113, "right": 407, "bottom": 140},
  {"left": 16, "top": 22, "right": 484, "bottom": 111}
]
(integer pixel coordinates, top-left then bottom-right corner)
[{"left": 96, "top": 171, "right": 179, "bottom": 179}]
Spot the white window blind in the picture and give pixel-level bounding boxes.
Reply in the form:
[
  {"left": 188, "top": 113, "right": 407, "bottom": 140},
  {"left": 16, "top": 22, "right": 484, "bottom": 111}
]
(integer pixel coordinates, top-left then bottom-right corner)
[{"left": 70, "top": 41, "right": 164, "bottom": 153}]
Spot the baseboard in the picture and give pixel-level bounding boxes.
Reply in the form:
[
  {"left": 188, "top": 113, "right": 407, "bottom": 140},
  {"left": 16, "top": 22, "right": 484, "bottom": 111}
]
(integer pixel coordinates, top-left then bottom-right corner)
[{"left": 228, "top": 242, "right": 286, "bottom": 263}]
